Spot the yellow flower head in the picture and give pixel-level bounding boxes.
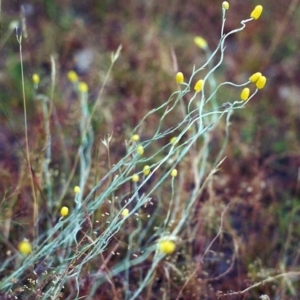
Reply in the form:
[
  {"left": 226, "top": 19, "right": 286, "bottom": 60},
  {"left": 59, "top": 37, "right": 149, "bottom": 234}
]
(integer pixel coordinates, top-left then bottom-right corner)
[
  {"left": 131, "top": 134, "right": 140, "bottom": 142},
  {"left": 240, "top": 87, "right": 250, "bottom": 101},
  {"left": 32, "top": 74, "right": 40, "bottom": 85},
  {"left": 250, "top": 5, "right": 263, "bottom": 20},
  {"left": 256, "top": 76, "right": 267, "bottom": 89},
  {"left": 176, "top": 72, "right": 184, "bottom": 84},
  {"left": 74, "top": 186, "right": 81, "bottom": 194},
  {"left": 170, "top": 169, "right": 178, "bottom": 177},
  {"left": 60, "top": 206, "right": 69, "bottom": 217},
  {"left": 67, "top": 70, "right": 78, "bottom": 83},
  {"left": 222, "top": 1, "right": 229, "bottom": 10},
  {"left": 121, "top": 208, "right": 129, "bottom": 217},
  {"left": 136, "top": 145, "right": 144, "bottom": 156},
  {"left": 170, "top": 136, "right": 179, "bottom": 145},
  {"left": 78, "top": 82, "right": 88, "bottom": 93},
  {"left": 18, "top": 239, "right": 32, "bottom": 255},
  {"left": 194, "top": 36, "right": 208, "bottom": 49},
  {"left": 249, "top": 72, "right": 262, "bottom": 83},
  {"left": 194, "top": 79, "right": 204, "bottom": 93},
  {"left": 132, "top": 174, "right": 139, "bottom": 182},
  {"left": 143, "top": 165, "right": 150, "bottom": 176},
  {"left": 158, "top": 240, "right": 176, "bottom": 255}
]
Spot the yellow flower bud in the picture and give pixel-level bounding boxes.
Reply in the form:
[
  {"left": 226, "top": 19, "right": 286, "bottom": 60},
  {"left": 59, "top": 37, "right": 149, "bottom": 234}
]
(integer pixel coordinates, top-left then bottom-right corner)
[
  {"left": 60, "top": 206, "right": 69, "bottom": 217},
  {"left": 132, "top": 174, "right": 139, "bottom": 182},
  {"left": 194, "top": 36, "right": 208, "bottom": 49},
  {"left": 121, "top": 208, "right": 129, "bottom": 217},
  {"left": 32, "top": 74, "right": 40, "bottom": 84},
  {"left": 170, "top": 136, "right": 179, "bottom": 145},
  {"left": 143, "top": 165, "right": 150, "bottom": 176},
  {"left": 67, "top": 70, "right": 78, "bottom": 83},
  {"left": 74, "top": 186, "right": 81, "bottom": 194},
  {"left": 136, "top": 145, "right": 144, "bottom": 155},
  {"left": 78, "top": 82, "right": 88, "bottom": 93},
  {"left": 176, "top": 72, "right": 184, "bottom": 84},
  {"left": 194, "top": 79, "right": 204, "bottom": 93},
  {"left": 256, "top": 76, "right": 266, "bottom": 89},
  {"left": 249, "top": 72, "right": 262, "bottom": 83},
  {"left": 222, "top": 1, "right": 229, "bottom": 10},
  {"left": 131, "top": 134, "right": 140, "bottom": 142},
  {"left": 158, "top": 240, "right": 176, "bottom": 255},
  {"left": 18, "top": 240, "right": 32, "bottom": 255},
  {"left": 240, "top": 87, "right": 250, "bottom": 101},
  {"left": 250, "top": 5, "right": 263, "bottom": 20},
  {"left": 170, "top": 169, "right": 178, "bottom": 177}
]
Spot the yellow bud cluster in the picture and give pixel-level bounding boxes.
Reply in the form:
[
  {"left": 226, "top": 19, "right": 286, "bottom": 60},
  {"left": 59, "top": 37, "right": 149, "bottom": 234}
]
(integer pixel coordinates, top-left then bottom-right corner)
[
  {"left": 32, "top": 74, "right": 40, "bottom": 85},
  {"left": 256, "top": 76, "right": 267, "bottom": 89},
  {"left": 250, "top": 5, "right": 263, "bottom": 20},
  {"left": 176, "top": 72, "right": 184, "bottom": 84},
  {"left": 170, "top": 136, "right": 179, "bottom": 145},
  {"left": 67, "top": 70, "right": 78, "bottom": 83},
  {"left": 222, "top": 1, "right": 229, "bottom": 10},
  {"left": 143, "top": 165, "right": 150, "bottom": 176},
  {"left": 132, "top": 174, "right": 139, "bottom": 182},
  {"left": 158, "top": 240, "right": 176, "bottom": 255},
  {"left": 249, "top": 72, "right": 262, "bottom": 83},
  {"left": 136, "top": 145, "right": 144, "bottom": 155},
  {"left": 18, "top": 240, "right": 32, "bottom": 255},
  {"left": 60, "top": 206, "right": 69, "bottom": 217},
  {"left": 78, "top": 82, "right": 88, "bottom": 93},
  {"left": 240, "top": 87, "right": 250, "bottom": 101},
  {"left": 131, "top": 134, "right": 140, "bottom": 142},
  {"left": 74, "top": 186, "right": 81, "bottom": 194},
  {"left": 194, "top": 79, "right": 204, "bottom": 93},
  {"left": 121, "top": 208, "right": 129, "bottom": 217},
  {"left": 170, "top": 169, "right": 178, "bottom": 177},
  {"left": 249, "top": 72, "right": 267, "bottom": 89},
  {"left": 194, "top": 36, "right": 208, "bottom": 49}
]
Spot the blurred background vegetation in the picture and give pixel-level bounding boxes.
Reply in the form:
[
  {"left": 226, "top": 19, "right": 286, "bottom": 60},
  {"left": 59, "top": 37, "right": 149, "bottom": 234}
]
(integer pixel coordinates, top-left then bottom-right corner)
[{"left": 0, "top": 0, "right": 300, "bottom": 298}]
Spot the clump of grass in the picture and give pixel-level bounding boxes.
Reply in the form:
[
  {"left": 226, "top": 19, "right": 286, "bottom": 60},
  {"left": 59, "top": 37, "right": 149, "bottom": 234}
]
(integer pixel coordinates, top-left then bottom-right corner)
[{"left": 3, "top": 3, "right": 293, "bottom": 300}]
